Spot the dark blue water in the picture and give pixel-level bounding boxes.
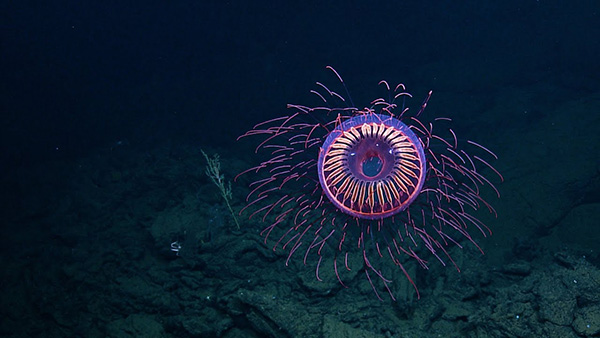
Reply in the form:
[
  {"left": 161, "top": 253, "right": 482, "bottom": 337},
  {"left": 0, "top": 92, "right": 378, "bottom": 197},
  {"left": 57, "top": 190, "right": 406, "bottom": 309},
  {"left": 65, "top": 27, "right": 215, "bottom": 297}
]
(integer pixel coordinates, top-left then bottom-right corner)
[{"left": 2, "top": 1, "right": 599, "bottom": 337}]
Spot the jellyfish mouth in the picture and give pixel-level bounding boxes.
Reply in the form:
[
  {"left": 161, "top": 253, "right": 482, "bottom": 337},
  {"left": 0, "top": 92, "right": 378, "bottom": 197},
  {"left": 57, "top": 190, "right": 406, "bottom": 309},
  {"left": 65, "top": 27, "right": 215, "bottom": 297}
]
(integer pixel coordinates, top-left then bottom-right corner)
[{"left": 317, "top": 113, "right": 426, "bottom": 220}]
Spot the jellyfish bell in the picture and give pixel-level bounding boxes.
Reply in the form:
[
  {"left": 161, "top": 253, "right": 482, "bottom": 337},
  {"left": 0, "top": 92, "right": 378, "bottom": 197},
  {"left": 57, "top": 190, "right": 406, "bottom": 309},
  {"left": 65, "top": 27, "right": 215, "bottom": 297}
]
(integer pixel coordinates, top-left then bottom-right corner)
[{"left": 317, "top": 113, "right": 427, "bottom": 220}]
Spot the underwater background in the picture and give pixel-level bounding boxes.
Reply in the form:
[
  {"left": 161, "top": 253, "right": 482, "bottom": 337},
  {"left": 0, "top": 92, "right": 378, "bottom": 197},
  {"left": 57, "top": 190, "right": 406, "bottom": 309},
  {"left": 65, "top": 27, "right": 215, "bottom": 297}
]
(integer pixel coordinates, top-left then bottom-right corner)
[{"left": 1, "top": 1, "right": 600, "bottom": 337}]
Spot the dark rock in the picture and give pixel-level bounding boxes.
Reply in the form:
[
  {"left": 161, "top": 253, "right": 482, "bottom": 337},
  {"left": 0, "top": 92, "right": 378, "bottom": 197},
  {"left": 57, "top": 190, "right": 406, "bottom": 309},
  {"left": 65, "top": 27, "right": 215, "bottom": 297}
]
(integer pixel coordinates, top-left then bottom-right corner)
[{"left": 502, "top": 262, "right": 532, "bottom": 276}]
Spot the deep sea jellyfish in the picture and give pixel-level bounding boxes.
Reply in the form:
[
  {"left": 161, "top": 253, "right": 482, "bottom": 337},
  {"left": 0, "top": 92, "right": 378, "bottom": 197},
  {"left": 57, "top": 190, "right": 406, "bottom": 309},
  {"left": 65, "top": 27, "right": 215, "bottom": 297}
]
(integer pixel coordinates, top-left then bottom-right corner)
[{"left": 236, "top": 66, "right": 502, "bottom": 300}]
